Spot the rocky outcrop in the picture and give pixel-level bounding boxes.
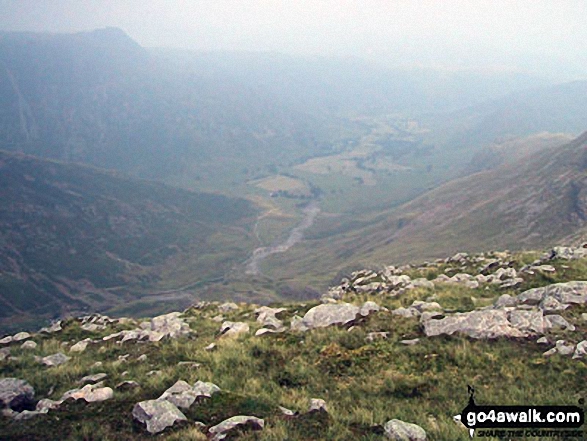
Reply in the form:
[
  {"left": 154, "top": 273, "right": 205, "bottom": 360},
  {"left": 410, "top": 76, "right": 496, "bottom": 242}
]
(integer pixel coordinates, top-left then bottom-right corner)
[
  {"left": 103, "top": 312, "right": 191, "bottom": 343},
  {"left": 423, "top": 281, "right": 586, "bottom": 339}
]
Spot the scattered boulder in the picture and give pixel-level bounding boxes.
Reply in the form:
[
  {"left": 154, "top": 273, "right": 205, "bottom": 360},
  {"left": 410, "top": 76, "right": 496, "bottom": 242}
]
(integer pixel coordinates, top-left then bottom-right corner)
[
  {"left": 157, "top": 379, "right": 221, "bottom": 410},
  {"left": 158, "top": 380, "right": 197, "bottom": 409},
  {"left": 41, "top": 353, "right": 71, "bottom": 367},
  {"left": 35, "top": 398, "right": 61, "bottom": 412},
  {"left": 62, "top": 383, "right": 113, "bottom": 403},
  {"left": 70, "top": 338, "right": 92, "bottom": 353},
  {"left": 400, "top": 338, "right": 420, "bottom": 346},
  {"left": 384, "top": 419, "right": 427, "bottom": 440},
  {"left": 572, "top": 341, "right": 587, "bottom": 359},
  {"left": 218, "top": 302, "right": 239, "bottom": 313},
  {"left": 255, "top": 306, "right": 286, "bottom": 330},
  {"left": 20, "top": 341, "right": 37, "bottom": 350},
  {"left": 79, "top": 373, "right": 108, "bottom": 385},
  {"left": 208, "top": 415, "right": 264, "bottom": 441},
  {"left": 0, "top": 378, "right": 35, "bottom": 411},
  {"left": 132, "top": 399, "right": 187, "bottom": 434},
  {"left": 219, "top": 321, "right": 250, "bottom": 337},
  {"left": 192, "top": 380, "right": 221, "bottom": 398},
  {"left": 12, "top": 332, "right": 31, "bottom": 343}
]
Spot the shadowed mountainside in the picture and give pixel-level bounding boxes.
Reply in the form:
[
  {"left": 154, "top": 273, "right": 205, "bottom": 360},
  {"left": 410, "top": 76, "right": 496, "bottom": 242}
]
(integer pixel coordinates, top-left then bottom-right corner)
[{"left": 0, "top": 150, "right": 257, "bottom": 331}]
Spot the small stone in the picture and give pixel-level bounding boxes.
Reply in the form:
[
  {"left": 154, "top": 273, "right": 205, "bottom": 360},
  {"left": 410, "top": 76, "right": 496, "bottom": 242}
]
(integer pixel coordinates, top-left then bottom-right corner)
[
  {"left": 308, "top": 398, "right": 328, "bottom": 413},
  {"left": 366, "top": 332, "right": 389, "bottom": 342},
  {"left": 279, "top": 405, "right": 295, "bottom": 416},
  {"left": 116, "top": 380, "right": 140, "bottom": 391},
  {"left": 146, "top": 370, "right": 162, "bottom": 376},
  {"left": 536, "top": 337, "right": 549, "bottom": 345},
  {"left": 400, "top": 338, "right": 420, "bottom": 346},
  {"left": 205, "top": 343, "right": 216, "bottom": 351},
  {"left": 79, "top": 373, "right": 108, "bottom": 385},
  {"left": 137, "top": 354, "right": 148, "bottom": 362},
  {"left": 177, "top": 361, "right": 201, "bottom": 368}
]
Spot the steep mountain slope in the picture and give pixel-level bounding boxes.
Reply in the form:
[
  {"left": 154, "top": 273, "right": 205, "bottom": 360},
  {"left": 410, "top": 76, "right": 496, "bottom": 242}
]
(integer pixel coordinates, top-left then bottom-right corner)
[
  {"left": 464, "top": 132, "right": 573, "bottom": 174},
  {"left": 0, "top": 151, "right": 257, "bottom": 331},
  {"left": 261, "top": 132, "right": 587, "bottom": 287}
]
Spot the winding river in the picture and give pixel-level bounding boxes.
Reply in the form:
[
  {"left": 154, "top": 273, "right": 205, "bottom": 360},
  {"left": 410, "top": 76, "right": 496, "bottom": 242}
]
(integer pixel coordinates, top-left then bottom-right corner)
[{"left": 245, "top": 200, "right": 320, "bottom": 275}]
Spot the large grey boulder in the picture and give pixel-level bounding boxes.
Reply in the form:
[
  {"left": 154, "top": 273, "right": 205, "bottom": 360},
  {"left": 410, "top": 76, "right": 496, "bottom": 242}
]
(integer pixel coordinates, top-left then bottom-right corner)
[
  {"left": 0, "top": 378, "right": 35, "bottom": 411},
  {"left": 295, "top": 303, "right": 359, "bottom": 330},
  {"left": 132, "top": 399, "right": 187, "bottom": 434},
  {"left": 208, "top": 415, "right": 264, "bottom": 441},
  {"left": 295, "top": 302, "right": 381, "bottom": 331},
  {"left": 384, "top": 419, "right": 427, "bottom": 440}
]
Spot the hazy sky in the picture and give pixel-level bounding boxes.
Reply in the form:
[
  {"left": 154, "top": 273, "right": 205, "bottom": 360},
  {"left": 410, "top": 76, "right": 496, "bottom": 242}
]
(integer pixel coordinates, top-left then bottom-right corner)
[{"left": 0, "top": 0, "right": 586, "bottom": 79}]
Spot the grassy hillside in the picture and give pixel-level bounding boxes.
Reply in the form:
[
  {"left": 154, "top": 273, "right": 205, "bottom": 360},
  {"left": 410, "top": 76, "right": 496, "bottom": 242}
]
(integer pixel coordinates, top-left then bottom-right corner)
[
  {"left": 0, "top": 151, "right": 258, "bottom": 332},
  {"left": 0, "top": 246, "right": 585, "bottom": 440}
]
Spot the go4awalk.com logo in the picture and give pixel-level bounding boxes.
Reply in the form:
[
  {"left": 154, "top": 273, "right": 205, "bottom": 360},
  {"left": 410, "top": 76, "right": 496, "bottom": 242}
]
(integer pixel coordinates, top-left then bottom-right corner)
[{"left": 453, "top": 386, "right": 585, "bottom": 439}]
